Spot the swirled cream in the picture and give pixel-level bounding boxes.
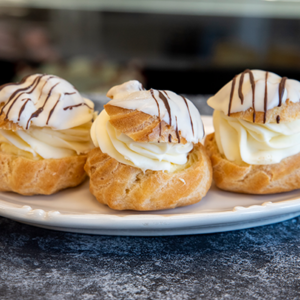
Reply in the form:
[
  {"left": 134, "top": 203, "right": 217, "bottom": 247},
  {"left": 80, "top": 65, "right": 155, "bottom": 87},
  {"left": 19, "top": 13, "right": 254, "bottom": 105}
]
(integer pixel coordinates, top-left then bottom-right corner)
[
  {"left": 0, "top": 74, "right": 95, "bottom": 159},
  {"left": 207, "top": 69, "right": 300, "bottom": 121},
  {"left": 214, "top": 110, "right": 300, "bottom": 165},
  {"left": 92, "top": 110, "right": 193, "bottom": 172},
  {"left": 92, "top": 81, "right": 204, "bottom": 172}
]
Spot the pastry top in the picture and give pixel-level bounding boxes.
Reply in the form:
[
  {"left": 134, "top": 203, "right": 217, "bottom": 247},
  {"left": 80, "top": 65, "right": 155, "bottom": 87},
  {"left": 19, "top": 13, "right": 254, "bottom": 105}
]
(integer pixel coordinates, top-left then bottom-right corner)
[
  {"left": 207, "top": 69, "right": 300, "bottom": 124},
  {"left": 0, "top": 74, "right": 94, "bottom": 130},
  {"left": 91, "top": 80, "right": 205, "bottom": 172},
  {"left": 105, "top": 80, "right": 204, "bottom": 144}
]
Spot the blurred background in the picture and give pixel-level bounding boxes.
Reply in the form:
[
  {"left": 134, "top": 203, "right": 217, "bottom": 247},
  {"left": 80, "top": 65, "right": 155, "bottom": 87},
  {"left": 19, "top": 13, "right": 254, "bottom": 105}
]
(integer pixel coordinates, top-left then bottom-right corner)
[{"left": 0, "top": 0, "right": 300, "bottom": 111}]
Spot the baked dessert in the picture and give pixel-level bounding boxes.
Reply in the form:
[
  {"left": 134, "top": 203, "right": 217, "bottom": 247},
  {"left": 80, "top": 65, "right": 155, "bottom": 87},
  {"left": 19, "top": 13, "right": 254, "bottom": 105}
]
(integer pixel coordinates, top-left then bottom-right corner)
[
  {"left": 205, "top": 69, "right": 300, "bottom": 194},
  {"left": 85, "top": 80, "right": 212, "bottom": 211},
  {"left": 0, "top": 74, "right": 95, "bottom": 195}
]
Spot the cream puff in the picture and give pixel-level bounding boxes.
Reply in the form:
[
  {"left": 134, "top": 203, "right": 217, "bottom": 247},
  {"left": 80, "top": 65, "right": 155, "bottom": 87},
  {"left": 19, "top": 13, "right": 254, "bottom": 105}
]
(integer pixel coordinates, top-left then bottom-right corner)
[
  {"left": 0, "top": 74, "right": 95, "bottom": 195},
  {"left": 85, "top": 80, "right": 212, "bottom": 211},
  {"left": 205, "top": 69, "right": 300, "bottom": 194}
]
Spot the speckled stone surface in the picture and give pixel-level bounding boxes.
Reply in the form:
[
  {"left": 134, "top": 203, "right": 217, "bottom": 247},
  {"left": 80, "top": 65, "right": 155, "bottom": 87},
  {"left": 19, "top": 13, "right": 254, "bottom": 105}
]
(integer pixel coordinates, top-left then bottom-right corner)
[{"left": 0, "top": 216, "right": 300, "bottom": 299}]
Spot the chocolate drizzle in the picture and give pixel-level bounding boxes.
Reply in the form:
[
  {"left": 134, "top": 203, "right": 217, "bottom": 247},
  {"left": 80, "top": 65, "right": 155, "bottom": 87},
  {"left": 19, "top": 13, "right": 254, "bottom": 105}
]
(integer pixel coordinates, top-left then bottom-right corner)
[
  {"left": 4, "top": 75, "right": 47, "bottom": 120},
  {"left": 181, "top": 95, "right": 194, "bottom": 136},
  {"left": 38, "top": 76, "right": 55, "bottom": 100},
  {"left": 239, "top": 69, "right": 256, "bottom": 122},
  {"left": 0, "top": 74, "right": 31, "bottom": 92},
  {"left": 63, "top": 103, "right": 92, "bottom": 111},
  {"left": 18, "top": 98, "right": 31, "bottom": 121},
  {"left": 238, "top": 69, "right": 255, "bottom": 105},
  {"left": 158, "top": 90, "right": 172, "bottom": 126},
  {"left": 46, "top": 94, "right": 61, "bottom": 125},
  {"left": 278, "top": 77, "right": 287, "bottom": 107},
  {"left": 150, "top": 89, "right": 162, "bottom": 139},
  {"left": 228, "top": 70, "right": 289, "bottom": 124},
  {"left": 26, "top": 82, "right": 60, "bottom": 129},
  {"left": 1, "top": 74, "right": 45, "bottom": 117},
  {"left": 228, "top": 75, "right": 237, "bottom": 116},
  {"left": 175, "top": 116, "right": 180, "bottom": 143},
  {"left": 138, "top": 83, "right": 147, "bottom": 91},
  {"left": 276, "top": 115, "right": 280, "bottom": 123},
  {"left": 168, "top": 134, "right": 172, "bottom": 142},
  {"left": 162, "top": 90, "right": 169, "bottom": 98},
  {"left": 0, "top": 74, "right": 88, "bottom": 129},
  {"left": 263, "top": 72, "right": 269, "bottom": 124}
]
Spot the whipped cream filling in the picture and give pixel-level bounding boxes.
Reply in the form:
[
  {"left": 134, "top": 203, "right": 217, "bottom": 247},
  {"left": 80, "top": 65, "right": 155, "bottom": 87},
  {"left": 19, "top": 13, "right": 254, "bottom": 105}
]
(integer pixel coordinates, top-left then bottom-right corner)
[
  {"left": 91, "top": 110, "right": 193, "bottom": 172},
  {"left": 214, "top": 110, "right": 300, "bottom": 165},
  {"left": 0, "top": 122, "right": 94, "bottom": 159}
]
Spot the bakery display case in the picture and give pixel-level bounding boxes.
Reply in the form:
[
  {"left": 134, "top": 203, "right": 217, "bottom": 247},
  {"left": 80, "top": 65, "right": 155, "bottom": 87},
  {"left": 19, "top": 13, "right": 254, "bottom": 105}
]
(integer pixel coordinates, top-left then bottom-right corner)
[{"left": 0, "top": 0, "right": 300, "bottom": 95}]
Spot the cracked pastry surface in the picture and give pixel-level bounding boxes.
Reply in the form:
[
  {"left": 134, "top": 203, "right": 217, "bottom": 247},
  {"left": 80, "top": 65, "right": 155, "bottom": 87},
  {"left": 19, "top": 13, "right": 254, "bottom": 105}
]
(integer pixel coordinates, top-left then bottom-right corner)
[
  {"left": 0, "top": 74, "right": 95, "bottom": 195},
  {"left": 85, "top": 80, "right": 212, "bottom": 210},
  {"left": 85, "top": 143, "right": 212, "bottom": 210},
  {"left": 206, "top": 69, "right": 300, "bottom": 194}
]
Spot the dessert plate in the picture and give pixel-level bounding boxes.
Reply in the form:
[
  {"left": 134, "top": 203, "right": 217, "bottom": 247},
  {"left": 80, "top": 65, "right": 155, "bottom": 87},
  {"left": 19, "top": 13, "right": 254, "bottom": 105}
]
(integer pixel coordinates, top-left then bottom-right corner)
[{"left": 0, "top": 116, "right": 300, "bottom": 236}]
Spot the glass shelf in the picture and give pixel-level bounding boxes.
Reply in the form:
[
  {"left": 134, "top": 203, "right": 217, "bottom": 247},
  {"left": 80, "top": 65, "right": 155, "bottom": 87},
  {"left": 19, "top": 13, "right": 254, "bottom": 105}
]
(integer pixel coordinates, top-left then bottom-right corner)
[{"left": 0, "top": 0, "right": 300, "bottom": 19}]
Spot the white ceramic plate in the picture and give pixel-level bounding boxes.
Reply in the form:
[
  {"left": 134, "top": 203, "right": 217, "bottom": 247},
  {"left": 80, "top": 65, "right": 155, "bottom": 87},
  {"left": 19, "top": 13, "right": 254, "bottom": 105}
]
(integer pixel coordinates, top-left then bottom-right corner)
[{"left": 0, "top": 116, "right": 300, "bottom": 236}]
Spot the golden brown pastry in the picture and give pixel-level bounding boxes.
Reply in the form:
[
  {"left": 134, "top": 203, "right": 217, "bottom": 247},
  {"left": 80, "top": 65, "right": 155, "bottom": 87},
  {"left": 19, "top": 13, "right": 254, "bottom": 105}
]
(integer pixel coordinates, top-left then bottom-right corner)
[
  {"left": 205, "top": 69, "right": 300, "bottom": 194},
  {"left": 0, "top": 153, "right": 87, "bottom": 195},
  {"left": 0, "top": 74, "right": 95, "bottom": 195},
  {"left": 85, "top": 80, "right": 212, "bottom": 210}
]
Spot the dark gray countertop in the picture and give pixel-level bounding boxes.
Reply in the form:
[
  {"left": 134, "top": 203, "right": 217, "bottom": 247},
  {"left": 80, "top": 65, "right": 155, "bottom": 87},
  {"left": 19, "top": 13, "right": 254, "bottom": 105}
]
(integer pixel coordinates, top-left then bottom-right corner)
[
  {"left": 1, "top": 216, "right": 300, "bottom": 299},
  {"left": 1, "top": 96, "right": 299, "bottom": 299}
]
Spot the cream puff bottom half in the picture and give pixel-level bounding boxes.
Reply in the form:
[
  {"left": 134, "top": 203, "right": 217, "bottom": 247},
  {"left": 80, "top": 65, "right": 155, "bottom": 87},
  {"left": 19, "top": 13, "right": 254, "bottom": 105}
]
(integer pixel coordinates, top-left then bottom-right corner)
[
  {"left": 84, "top": 143, "right": 212, "bottom": 211},
  {"left": 205, "top": 132, "right": 300, "bottom": 194},
  {"left": 0, "top": 142, "right": 87, "bottom": 196}
]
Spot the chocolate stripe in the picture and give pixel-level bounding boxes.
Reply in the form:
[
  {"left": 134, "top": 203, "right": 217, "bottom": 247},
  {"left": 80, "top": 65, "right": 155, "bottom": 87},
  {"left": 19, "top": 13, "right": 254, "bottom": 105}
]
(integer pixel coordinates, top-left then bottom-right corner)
[
  {"left": 1, "top": 75, "right": 44, "bottom": 116},
  {"left": 276, "top": 115, "right": 280, "bottom": 123},
  {"left": 238, "top": 69, "right": 256, "bottom": 122},
  {"left": 175, "top": 116, "right": 180, "bottom": 143},
  {"left": 158, "top": 90, "right": 172, "bottom": 126},
  {"left": 181, "top": 95, "right": 194, "bottom": 136},
  {"left": 5, "top": 75, "right": 46, "bottom": 120},
  {"left": 26, "top": 82, "right": 60, "bottom": 129},
  {"left": 0, "top": 74, "right": 31, "bottom": 92},
  {"left": 162, "top": 90, "right": 169, "bottom": 98},
  {"left": 228, "top": 75, "right": 237, "bottom": 116},
  {"left": 63, "top": 103, "right": 92, "bottom": 111},
  {"left": 150, "top": 89, "right": 162, "bottom": 139},
  {"left": 278, "top": 77, "right": 287, "bottom": 107},
  {"left": 38, "top": 76, "right": 55, "bottom": 100},
  {"left": 18, "top": 98, "right": 31, "bottom": 121},
  {"left": 46, "top": 94, "right": 61, "bottom": 125},
  {"left": 238, "top": 69, "right": 255, "bottom": 105}
]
